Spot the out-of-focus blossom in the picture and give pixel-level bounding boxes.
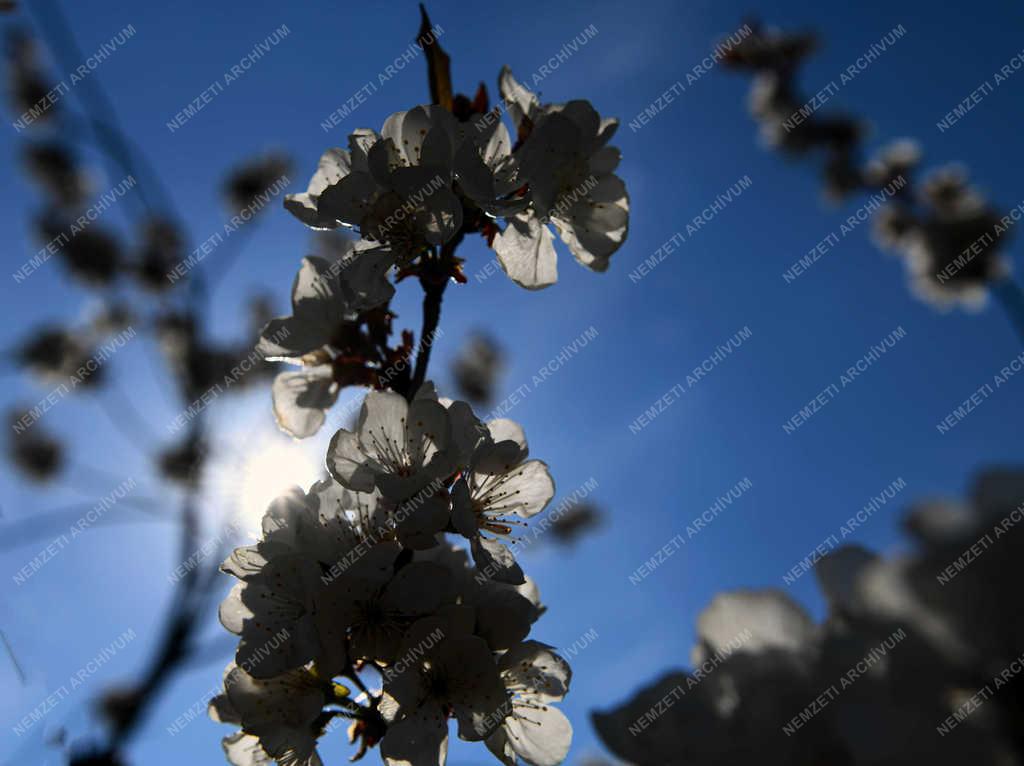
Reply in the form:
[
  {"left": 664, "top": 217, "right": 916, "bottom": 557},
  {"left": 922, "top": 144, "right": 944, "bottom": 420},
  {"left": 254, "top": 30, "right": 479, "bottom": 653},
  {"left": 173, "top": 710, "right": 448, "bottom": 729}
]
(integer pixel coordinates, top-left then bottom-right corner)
[
  {"left": 132, "top": 218, "right": 184, "bottom": 291},
  {"left": 36, "top": 213, "right": 121, "bottom": 285},
  {"left": 547, "top": 502, "right": 604, "bottom": 547},
  {"left": 223, "top": 153, "right": 293, "bottom": 214},
  {"left": 6, "top": 407, "right": 63, "bottom": 481},
  {"left": 22, "top": 142, "right": 90, "bottom": 208},
  {"left": 451, "top": 332, "right": 504, "bottom": 405},
  {"left": 16, "top": 325, "right": 103, "bottom": 387},
  {"left": 157, "top": 432, "right": 205, "bottom": 487},
  {"left": 874, "top": 167, "right": 1008, "bottom": 308},
  {"left": 4, "top": 29, "right": 59, "bottom": 127},
  {"left": 593, "top": 469, "right": 1024, "bottom": 765}
]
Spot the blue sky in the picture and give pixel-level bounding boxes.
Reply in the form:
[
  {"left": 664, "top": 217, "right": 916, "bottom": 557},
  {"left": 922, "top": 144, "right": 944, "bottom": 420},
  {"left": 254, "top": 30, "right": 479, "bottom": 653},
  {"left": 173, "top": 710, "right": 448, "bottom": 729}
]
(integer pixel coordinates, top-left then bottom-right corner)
[{"left": 2, "top": 0, "right": 1024, "bottom": 763}]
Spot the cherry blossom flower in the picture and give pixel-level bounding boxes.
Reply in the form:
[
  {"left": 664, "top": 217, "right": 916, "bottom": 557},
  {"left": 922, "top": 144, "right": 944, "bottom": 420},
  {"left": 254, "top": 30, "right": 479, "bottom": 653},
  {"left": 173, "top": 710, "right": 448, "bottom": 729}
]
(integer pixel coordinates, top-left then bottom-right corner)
[
  {"left": 486, "top": 641, "right": 573, "bottom": 766},
  {"left": 327, "top": 389, "right": 453, "bottom": 502},
  {"left": 257, "top": 248, "right": 397, "bottom": 438},
  {"left": 492, "top": 68, "right": 629, "bottom": 289},
  {"left": 451, "top": 332, "right": 504, "bottom": 405},
  {"left": 315, "top": 547, "right": 451, "bottom": 664},
  {"left": 296, "top": 107, "right": 464, "bottom": 264},
  {"left": 210, "top": 662, "right": 330, "bottom": 766},
  {"left": 220, "top": 482, "right": 369, "bottom": 678},
  {"left": 379, "top": 614, "right": 509, "bottom": 766},
  {"left": 451, "top": 418, "right": 554, "bottom": 584}
]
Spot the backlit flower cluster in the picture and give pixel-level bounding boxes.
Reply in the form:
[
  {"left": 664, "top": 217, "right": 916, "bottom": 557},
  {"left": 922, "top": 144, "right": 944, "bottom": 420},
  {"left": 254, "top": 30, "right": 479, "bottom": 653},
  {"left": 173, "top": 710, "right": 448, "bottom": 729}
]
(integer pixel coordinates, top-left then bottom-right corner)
[
  {"left": 261, "top": 70, "right": 628, "bottom": 438},
  {"left": 210, "top": 386, "right": 572, "bottom": 766},
  {"left": 284, "top": 71, "right": 628, "bottom": 290}
]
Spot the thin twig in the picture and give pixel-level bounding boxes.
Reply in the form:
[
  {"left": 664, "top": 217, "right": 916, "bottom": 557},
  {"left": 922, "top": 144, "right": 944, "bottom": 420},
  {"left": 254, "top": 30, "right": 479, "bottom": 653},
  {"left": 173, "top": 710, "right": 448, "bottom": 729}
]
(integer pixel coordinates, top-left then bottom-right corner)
[
  {"left": 0, "top": 503, "right": 174, "bottom": 553},
  {"left": 992, "top": 278, "right": 1024, "bottom": 347},
  {"left": 1, "top": 629, "right": 27, "bottom": 685}
]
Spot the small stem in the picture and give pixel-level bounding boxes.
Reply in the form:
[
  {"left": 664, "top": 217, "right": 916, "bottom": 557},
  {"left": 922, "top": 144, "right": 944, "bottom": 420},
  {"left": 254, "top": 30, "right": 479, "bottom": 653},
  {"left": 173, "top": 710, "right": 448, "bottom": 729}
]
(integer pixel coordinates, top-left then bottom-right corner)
[
  {"left": 407, "top": 235, "right": 463, "bottom": 399},
  {"left": 0, "top": 630, "right": 27, "bottom": 685},
  {"left": 344, "top": 659, "right": 374, "bottom": 700},
  {"left": 409, "top": 279, "right": 446, "bottom": 399}
]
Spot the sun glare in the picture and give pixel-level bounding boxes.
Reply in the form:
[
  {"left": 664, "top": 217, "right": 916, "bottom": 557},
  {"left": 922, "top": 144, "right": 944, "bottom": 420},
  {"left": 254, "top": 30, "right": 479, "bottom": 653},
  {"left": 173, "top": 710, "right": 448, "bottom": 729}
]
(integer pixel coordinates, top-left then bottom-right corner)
[{"left": 235, "top": 437, "right": 324, "bottom": 533}]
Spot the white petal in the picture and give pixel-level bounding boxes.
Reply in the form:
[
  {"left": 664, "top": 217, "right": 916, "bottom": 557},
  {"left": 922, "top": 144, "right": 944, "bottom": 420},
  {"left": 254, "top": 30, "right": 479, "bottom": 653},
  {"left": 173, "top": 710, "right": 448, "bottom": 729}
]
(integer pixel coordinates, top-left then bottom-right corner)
[
  {"left": 504, "top": 703, "right": 571, "bottom": 766},
  {"left": 404, "top": 396, "right": 448, "bottom": 461},
  {"left": 814, "top": 545, "right": 877, "bottom": 614},
  {"left": 222, "top": 732, "right": 273, "bottom": 766},
  {"left": 552, "top": 174, "right": 629, "bottom": 269},
  {"left": 486, "top": 419, "right": 527, "bottom": 456},
  {"left": 348, "top": 128, "right": 381, "bottom": 173},
  {"left": 498, "top": 66, "right": 539, "bottom": 130},
  {"left": 498, "top": 641, "right": 571, "bottom": 701},
  {"left": 327, "top": 428, "right": 376, "bottom": 492},
  {"left": 384, "top": 561, "right": 450, "bottom": 614},
  {"left": 450, "top": 479, "right": 478, "bottom": 538},
  {"left": 271, "top": 367, "right": 338, "bottom": 439},
  {"left": 317, "top": 171, "right": 380, "bottom": 228},
  {"left": 695, "top": 589, "right": 815, "bottom": 660},
  {"left": 471, "top": 536, "right": 524, "bottom": 585},
  {"left": 495, "top": 213, "right": 558, "bottom": 290},
  {"left": 476, "top": 459, "right": 554, "bottom": 519},
  {"left": 284, "top": 148, "right": 351, "bottom": 229}
]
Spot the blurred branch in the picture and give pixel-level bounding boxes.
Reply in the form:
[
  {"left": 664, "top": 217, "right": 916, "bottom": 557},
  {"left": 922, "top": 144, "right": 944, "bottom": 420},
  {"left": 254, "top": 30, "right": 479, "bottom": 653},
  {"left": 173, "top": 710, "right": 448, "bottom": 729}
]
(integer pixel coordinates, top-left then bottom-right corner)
[
  {"left": 0, "top": 499, "right": 175, "bottom": 553},
  {"left": 993, "top": 279, "right": 1024, "bottom": 345},
  {"left": 1, "top": 629, "right": 28, "bottom": 685}
]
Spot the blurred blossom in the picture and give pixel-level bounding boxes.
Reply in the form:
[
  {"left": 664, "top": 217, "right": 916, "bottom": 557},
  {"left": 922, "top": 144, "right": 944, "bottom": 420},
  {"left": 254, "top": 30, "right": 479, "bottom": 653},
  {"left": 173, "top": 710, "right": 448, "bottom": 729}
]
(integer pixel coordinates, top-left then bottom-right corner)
[
  {"left": 7, "top": 407, "right": 63, "bottom": 481},
  {"left": 87, "top": 302, "right": 135, "bottom": 335},
  {"left": 548, "top": 502, "right": 604, "bottom": 547},
  {"left": 451, "top": 331, "right": 504, "bottom": 405},
  {"left": 157, "top": 432, "right": 205, "bottom": 487},
  {"left": 863, "top": 138, "right": 921, "bottom": 190},
  {"left": 36, "top": 212, "right": 121, "bottom": 285},
  {"left": 132, "top": 218, "right": 185, "bottom": 291},
  {"left": 4, "top": 28, "right": 57, "bottom": 125},
  {"left": 156, "top": 310, "right": 274, "bottom": 401},
  {"left": 22, "top": 141, "right": 90, "bottom": 208},
  {"left": 729, "top": 21, "right": 1014, "bottom": 307},
  {"left": 223, "top": 152, "right": 293, "bottom": 214},
  {"left": 875, "top": 167, "right": 1008, "bottom": 308},
  {"left": 97, "top": 685, "right": 144, "bottom": 735},
  {"left": 720, "top": 22, "right": 817, "bottom": 74},
  {"left": 68, "top": 751, "right": 129, "bottom": 766},
  {"left": 16, "top": 324, "right": 103, "bottom": 387},
  {"left": 593, "top": 469, "right": 1024, "bottom": 765}
]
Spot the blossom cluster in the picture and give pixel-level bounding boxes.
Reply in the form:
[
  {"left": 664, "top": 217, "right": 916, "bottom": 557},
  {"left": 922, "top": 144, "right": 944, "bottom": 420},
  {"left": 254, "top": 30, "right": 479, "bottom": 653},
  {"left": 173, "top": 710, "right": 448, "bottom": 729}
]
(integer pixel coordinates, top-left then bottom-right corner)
[
  {"left": 211, "top": 385, "right": 572, "bottom": 765},
  {"left": 284, "top": 68, "right": 628, "bottom": 289},
  {"left": 593, "top": 468, "right": 1024, "bottom": 765},
  {"left": 723, "top": 23, "right": 1012, "bottom": 308},
  {"left": 260, "top": 68, "right": 629, "bottom": 437}
]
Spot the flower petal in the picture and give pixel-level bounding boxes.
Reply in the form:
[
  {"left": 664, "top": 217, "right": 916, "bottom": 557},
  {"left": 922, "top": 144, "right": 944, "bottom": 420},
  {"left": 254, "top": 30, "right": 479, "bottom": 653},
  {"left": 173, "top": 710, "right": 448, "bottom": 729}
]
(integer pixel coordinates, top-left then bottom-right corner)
[
  {"left": 271, "top": 367, "right": 338, "bottom": 439},
  {"left": 494, "top": 212, "right": 558, "bottom": 290}
]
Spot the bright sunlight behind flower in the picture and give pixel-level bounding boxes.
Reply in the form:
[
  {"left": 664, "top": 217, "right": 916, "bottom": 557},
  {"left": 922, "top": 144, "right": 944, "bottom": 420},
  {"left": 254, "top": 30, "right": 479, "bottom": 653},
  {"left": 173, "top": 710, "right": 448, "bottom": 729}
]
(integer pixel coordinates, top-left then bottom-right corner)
[{"left": 236, "top": 439, "right": 322, "bottom": 532}]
